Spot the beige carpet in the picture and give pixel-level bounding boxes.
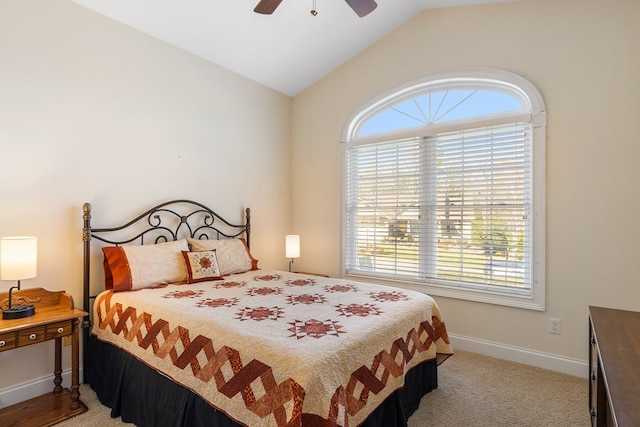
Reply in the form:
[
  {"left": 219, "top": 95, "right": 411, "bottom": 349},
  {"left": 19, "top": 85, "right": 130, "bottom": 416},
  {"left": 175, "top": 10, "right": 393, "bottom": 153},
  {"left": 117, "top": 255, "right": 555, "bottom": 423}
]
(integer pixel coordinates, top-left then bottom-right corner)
[{"left": 57, "top": 350, "right": 589, "bottom": 427}]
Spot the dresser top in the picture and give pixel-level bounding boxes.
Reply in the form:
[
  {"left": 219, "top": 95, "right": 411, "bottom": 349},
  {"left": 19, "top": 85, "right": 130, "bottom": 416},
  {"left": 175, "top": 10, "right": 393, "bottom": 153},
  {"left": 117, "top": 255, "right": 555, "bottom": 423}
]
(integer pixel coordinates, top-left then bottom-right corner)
[{"left": 589, "top": 306, "right": 640, "bottom": 426}]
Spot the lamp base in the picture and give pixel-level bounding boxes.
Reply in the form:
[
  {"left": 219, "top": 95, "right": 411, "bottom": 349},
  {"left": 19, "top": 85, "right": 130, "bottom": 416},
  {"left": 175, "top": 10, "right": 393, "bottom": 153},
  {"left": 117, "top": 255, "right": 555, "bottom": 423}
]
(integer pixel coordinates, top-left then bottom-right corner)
[{"left": 2, "top": 304, "right": 36, "bottom": 320}]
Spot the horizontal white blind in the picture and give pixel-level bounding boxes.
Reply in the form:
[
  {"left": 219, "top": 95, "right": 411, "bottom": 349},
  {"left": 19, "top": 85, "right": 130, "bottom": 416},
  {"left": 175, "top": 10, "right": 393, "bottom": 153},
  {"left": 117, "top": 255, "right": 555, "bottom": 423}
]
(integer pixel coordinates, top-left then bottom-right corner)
[
  {"left": 345, "top": 138, "right": 423, "bottom": 277},
  {"left": 427, "top": 122, "right": 531, "bottom": 289},
  {"left": 345, "top": 122, "right": 532, "bottom": 291}
]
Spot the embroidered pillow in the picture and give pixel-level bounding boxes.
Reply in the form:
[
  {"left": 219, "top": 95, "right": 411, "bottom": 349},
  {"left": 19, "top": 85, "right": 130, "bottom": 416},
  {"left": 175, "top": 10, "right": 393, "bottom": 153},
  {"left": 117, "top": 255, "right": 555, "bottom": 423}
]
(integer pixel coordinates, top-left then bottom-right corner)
[
  {"left": 102, "top": 239, "right": 189, "bottom": 292},
  {"left": 181, "top": 250, "right": 223, "bottom": 283},
  {"left": 187, "top": 238, "right": 258, "bottom": 275}
]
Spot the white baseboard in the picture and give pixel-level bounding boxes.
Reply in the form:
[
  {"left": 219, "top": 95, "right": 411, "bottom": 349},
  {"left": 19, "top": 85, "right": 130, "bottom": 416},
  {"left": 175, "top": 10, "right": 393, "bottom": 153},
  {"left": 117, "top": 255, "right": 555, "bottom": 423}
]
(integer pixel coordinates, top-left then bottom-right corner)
[
  {"left": 0, "top": 367, "right": 82, "bottom": 409},
  {"left": 449, "top": 334, "right": 589, "bottom": 378}
]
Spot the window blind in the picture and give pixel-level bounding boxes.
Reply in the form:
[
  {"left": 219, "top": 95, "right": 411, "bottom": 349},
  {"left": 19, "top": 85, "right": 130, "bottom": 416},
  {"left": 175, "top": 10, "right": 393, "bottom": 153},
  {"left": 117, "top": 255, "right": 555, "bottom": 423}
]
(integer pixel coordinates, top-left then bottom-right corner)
[
  {"left": 345, "top": 122, "right": 532, "bottom": 291},
  {"left": 346, "top": 138, "right": 424, "bottom": 277}
]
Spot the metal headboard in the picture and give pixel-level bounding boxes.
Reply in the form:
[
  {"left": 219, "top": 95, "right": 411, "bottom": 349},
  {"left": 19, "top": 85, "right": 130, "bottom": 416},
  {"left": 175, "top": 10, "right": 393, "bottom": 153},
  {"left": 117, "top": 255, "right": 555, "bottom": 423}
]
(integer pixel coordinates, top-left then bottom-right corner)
[{"left": 81, "top": 199, "right": 251, "bottom": 382}]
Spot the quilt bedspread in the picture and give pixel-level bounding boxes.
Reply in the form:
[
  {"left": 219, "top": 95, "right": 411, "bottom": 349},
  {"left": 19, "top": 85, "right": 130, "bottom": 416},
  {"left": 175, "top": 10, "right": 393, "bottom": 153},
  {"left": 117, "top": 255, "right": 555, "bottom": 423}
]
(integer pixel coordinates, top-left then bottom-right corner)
[{"left": 92, "top": 270, "right": 452, "bottom": 427}]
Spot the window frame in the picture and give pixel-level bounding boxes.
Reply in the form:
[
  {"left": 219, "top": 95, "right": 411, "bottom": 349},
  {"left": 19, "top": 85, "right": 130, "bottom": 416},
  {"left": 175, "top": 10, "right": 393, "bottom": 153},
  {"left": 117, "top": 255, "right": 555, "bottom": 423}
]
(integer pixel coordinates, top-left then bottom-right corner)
[{"left": 339, "top": 68, "right": 546, "bottom": 311}]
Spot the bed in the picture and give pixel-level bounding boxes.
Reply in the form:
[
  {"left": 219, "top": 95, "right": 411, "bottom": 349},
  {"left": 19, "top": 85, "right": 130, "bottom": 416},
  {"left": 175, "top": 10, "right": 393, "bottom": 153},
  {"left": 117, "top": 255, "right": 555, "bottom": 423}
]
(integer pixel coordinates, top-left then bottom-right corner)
[{"left": 81, "top": 200, "right": 452, "bottom": 427}]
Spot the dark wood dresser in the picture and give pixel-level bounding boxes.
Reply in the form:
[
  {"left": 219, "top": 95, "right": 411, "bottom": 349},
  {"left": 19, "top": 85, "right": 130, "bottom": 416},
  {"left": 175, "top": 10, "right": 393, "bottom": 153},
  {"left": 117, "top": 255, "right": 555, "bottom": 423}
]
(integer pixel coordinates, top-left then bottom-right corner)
[{"left": 589, "top": 306, "right": 640, "bottom": 426}]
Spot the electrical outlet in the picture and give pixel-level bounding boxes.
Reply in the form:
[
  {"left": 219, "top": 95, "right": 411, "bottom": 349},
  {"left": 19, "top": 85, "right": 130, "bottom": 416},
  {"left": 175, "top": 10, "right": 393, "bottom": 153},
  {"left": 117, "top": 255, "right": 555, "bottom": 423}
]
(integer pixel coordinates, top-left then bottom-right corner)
[{"left": 549, "top": 318, "right": 561, "bottom": 335}]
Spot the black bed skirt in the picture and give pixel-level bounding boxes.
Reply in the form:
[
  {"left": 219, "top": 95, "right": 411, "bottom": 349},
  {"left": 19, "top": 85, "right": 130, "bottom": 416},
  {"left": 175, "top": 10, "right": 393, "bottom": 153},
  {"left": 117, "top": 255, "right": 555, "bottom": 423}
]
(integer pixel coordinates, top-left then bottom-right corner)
[{"left": 86, "top": 335, "right": 438, "bottom": 427}]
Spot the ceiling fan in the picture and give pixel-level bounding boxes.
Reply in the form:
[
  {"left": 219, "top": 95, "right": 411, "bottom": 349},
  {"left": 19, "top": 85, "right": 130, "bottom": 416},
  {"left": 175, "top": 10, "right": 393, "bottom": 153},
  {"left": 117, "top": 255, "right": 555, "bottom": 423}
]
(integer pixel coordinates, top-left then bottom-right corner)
[{"left": 254, "top": 0, "right": 378, "bottom": 17}]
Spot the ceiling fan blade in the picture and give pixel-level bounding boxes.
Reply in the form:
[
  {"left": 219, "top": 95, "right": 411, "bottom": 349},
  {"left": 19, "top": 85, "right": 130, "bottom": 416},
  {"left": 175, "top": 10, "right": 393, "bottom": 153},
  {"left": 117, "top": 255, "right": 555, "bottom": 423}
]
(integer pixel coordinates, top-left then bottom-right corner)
[
  {"left": 254, "top": 0, "right": 284, "bottom": 14},
  {"left": 345, "top": 0, "right": 378, "bottom": 17}
]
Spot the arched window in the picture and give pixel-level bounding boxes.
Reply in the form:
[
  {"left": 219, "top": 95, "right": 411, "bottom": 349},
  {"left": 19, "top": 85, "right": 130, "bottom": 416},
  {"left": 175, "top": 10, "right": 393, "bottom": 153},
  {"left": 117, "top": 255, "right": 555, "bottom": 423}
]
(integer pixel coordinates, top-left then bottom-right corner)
[{"left": 340, "top": 68, "right": 546, "bottom": 310}]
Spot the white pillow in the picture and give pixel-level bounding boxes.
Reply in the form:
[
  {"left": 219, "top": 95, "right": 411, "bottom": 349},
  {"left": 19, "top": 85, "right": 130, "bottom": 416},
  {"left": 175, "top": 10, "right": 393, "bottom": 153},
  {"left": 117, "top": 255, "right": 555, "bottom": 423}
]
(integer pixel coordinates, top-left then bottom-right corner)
[
  {"left": 103, "top": 239, "right": 189, "bottom": 292},
  {"left": 187, "top": 238, "right": 258, "bottom": 275}
]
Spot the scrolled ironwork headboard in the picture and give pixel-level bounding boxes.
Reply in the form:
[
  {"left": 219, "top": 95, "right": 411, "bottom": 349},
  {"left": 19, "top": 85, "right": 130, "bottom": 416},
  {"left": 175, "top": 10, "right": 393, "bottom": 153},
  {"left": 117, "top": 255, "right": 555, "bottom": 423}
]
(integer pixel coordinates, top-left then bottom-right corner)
[{"left": 81, "top": 199, "right": 251, "bottom": 382}]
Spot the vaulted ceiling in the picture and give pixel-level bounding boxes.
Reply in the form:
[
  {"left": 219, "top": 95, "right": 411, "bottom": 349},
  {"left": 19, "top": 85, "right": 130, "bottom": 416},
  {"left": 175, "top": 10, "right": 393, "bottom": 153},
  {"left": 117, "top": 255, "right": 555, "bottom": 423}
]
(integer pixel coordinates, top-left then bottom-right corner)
[{"left": 72, "top": 0, "right": 521, "bottom": 96}]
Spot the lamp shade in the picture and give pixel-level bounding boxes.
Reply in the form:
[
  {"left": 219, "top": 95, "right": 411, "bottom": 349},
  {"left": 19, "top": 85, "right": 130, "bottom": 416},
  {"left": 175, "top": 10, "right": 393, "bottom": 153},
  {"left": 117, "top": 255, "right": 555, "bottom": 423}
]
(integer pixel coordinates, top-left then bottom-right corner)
[
  {"left": 0, "top": 236, "right": 38, "bottom": 281},
  {"left": 285, "top": 235, "right": 300, "bottom": 259}
]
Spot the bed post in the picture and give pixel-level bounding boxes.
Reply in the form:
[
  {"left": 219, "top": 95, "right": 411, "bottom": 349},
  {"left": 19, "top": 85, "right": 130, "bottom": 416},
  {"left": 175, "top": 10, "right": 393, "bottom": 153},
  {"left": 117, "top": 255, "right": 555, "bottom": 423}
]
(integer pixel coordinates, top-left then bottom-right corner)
[
  {"left": 82, "top": 202, "right": 92, "bottom": 384},
  {"left": 245, "top": 207, "right": 251, "bottom": 248}
]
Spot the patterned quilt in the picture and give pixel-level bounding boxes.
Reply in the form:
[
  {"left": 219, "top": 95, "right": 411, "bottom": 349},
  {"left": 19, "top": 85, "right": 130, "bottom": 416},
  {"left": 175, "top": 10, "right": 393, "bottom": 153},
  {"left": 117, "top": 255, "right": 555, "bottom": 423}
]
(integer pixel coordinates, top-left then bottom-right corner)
[{"left": 92, "top": 270, "right": 452, "bottom": 427}]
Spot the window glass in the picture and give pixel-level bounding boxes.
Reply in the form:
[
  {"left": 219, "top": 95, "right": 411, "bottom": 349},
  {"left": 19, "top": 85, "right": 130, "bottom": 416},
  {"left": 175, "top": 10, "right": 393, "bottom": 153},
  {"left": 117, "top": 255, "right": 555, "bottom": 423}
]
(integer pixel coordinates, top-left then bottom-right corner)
[{"left": 359, "top": 89, "right": 525, "bottom": 137}]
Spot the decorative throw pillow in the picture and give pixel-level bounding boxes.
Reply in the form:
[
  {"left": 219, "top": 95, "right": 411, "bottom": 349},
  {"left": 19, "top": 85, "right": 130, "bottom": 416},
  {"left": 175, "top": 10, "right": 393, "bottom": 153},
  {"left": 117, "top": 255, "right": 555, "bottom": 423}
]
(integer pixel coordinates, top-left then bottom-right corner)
[
  {"left": 187, "top": 238, "right": 258, "bottom": 275},
  {"left": 102, "top": 239, "right": 189, "bottom": 292},
  {"left": 181, "top": 250, "right": 223, "bottom": 283}
]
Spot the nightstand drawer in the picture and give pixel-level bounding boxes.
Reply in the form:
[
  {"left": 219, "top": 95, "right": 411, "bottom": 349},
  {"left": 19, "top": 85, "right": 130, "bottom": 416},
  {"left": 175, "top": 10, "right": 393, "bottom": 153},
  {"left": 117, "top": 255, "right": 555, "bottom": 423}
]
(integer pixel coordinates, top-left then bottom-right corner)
[
  {"left": 46, "top": 321, "right": 73, "bottom": 339},
  {"left": 0, "top": 332, "right": 16, "bottom": 352},
  {"left": 18, "top": 326, "right": 46, "bottom": 346}
]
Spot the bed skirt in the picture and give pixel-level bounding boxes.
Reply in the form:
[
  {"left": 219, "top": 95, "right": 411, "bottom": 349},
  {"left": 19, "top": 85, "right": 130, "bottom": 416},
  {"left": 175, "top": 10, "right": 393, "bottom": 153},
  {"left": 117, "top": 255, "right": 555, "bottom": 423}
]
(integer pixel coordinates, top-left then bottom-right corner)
[{"left": 86, "top": 335, "right": 438, "bottom": 427}]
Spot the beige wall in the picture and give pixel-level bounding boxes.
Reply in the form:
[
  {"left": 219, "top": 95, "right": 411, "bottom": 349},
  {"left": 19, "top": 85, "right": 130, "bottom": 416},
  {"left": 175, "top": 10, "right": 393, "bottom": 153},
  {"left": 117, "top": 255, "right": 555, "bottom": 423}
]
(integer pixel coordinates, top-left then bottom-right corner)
[
  {"left": 291, "top": 0, "right": 640, "bottom": 362},
  {"left": 0, "top": 0, "right": 291, "bottom": 391}
]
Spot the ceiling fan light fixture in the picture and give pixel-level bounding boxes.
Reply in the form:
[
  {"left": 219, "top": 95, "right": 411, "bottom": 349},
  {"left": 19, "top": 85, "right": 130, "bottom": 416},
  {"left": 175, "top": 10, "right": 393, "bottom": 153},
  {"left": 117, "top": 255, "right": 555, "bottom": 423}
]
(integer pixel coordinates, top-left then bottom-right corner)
[{"left": 254, "top": 0, "right": 376, "bottom": 17}]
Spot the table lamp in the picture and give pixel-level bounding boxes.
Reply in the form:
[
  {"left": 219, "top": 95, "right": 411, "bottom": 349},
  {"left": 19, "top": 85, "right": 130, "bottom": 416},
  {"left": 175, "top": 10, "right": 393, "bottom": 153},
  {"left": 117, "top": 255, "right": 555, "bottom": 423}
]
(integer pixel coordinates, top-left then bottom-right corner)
[
  {"left": 1, "top": 236, "right": 37, "bottom": 319},
  {"left": 285, "top": 235, "right": 300, "bottom": 272}
]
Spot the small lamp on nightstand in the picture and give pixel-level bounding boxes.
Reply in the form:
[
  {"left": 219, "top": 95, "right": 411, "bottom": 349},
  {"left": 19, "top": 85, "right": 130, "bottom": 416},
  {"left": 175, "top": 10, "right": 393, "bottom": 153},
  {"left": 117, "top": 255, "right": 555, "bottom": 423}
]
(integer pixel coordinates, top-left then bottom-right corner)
[
  {"left": 1, "top": 236, "right": 37, "bottom": 320},
  {"left": 285, "top": 234, "right": 300, "bottom": 272}
]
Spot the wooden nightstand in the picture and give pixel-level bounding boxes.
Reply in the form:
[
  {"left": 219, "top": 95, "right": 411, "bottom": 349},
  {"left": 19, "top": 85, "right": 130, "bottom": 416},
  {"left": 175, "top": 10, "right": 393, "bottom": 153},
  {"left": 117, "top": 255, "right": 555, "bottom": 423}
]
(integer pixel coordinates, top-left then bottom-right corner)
[{"left": 0, "top": 287, "right": 88, "bottom": 426}]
